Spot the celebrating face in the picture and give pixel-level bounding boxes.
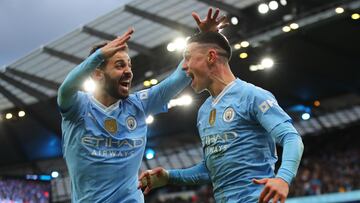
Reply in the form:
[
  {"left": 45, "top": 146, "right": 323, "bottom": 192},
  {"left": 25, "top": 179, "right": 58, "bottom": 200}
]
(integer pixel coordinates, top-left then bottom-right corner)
[{"left": 101, "top": 51, "right": 133, "bottom": 99}]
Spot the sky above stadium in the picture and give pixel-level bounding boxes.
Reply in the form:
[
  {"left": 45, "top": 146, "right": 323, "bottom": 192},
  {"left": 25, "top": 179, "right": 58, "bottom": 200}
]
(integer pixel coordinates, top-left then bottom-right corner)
[{"left": 0, "top": 0, "right": 131, "bottom": 68}]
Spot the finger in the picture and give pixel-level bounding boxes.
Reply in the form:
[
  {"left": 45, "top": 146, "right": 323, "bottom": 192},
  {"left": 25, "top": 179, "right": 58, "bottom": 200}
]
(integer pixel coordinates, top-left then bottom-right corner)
[
  {"left": 263, "top": 189, "right": 275, "bottom": 203},
  {"left": 212, "top": 8, "right": 220, "bottom": 20},
  {"left": 217, "top": 15, "right": 227, "bottom": 24},
  {"left": 146, "top": 172, "right": 152, "bottom": 189},
  {"left": 123, "top": 27, "right": 134, "bottom": 36},
  {"left": 192, "top": 12, "right": 202, "bottom": 26},
  {"left": 113, "top": 45, "right": 128, "bottom": 52},
  {"left": 115, "top": 35, "right": 131, "bottom": 46},
  {"left": 144, "top": 186, "right": 151, "bottom": 195},
  {"left": 280, "top": 196, "right": 285, "bottom": 203},
  {"left": 139, "top": 170, "right": 150, "bottom": 180},
  {"left": 253, "top": 178, "right": 268, "bottom": 185},
  {"left": 218, "top": 23, "right": 229, "bottom": 30},
  {"left": 273, "top": 194, "right": 280, "bottom": 203},
  {"left": 207, "top": 7, "right": 213, "bottom": 20},
  {"left": 259, "top": 186, "right": 270, "bottom": 203}
]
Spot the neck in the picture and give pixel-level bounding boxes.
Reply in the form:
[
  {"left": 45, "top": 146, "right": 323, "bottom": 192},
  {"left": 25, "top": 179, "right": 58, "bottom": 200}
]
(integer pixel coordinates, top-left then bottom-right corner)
[
  {"left": 93, "top": 89, "right": 118, "bottom": 107},
  {"left": 208, "top": 63, "right": 236, "bottom": 97}
]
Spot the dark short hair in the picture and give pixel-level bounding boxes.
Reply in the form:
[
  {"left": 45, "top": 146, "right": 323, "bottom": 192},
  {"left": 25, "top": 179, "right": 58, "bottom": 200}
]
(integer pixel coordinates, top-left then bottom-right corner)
[
  {"left": 188, "top": 32, "right": 232, "bottom": 60},
  {"left": 89, "top": 42, "right": 108, "bottom": 56},
  {"left": 88, "top": 42, "right": 129, "bottom": 69}
]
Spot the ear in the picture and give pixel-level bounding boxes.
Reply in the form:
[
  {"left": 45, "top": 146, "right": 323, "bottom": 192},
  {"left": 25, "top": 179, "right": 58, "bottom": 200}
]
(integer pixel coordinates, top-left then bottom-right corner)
[
  {"left": 207, "top": 49, "right": 217, "bottom": 65},
  {"left": 92, "top": 68, "right": 104, "bottom": 81}
]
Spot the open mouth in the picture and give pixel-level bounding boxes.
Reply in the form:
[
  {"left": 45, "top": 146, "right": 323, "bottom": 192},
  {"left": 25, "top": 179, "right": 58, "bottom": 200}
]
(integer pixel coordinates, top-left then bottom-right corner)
[
  {"left": 188, "top": 72, "right": 195, "bottom": 80},
  {"left": 119, "top": 80, "right": 130, "bottom": 89}
]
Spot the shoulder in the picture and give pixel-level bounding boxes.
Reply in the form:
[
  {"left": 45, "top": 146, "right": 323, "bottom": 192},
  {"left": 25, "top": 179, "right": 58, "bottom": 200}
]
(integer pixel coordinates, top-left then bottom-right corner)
[{"left": 239, "top": 80, "right": 275, "bottom": 101}]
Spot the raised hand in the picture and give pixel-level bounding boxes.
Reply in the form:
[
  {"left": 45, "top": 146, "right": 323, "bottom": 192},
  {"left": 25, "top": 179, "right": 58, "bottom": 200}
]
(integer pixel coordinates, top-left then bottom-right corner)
[
  {"left": 192, "top": 7, "right": 229, "bottom": 33},
  {"left": 100, "top": 28, "right": 134, "bottom": 58},
  {"left": 138, "top": 167, "right": 169, "bottom": 195},
  {"left": 253, "top": 178, "right": 289, "bottom": 203}
]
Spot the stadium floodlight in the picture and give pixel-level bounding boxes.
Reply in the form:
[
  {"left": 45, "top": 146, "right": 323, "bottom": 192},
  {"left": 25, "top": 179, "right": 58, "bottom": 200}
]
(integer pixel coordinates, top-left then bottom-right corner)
[
  {"left": 143, "top": 80, "right": 151, "bottom": 87},
  {"left": 249, "top": 65, "right": 258, "bottom": 72},
  {"left": 145, "top": 148, "right": 155, "bottom": 160},
  {"left": 146, "top": 115, "right": 154, "bottom": 124},
  {"left": 18, "top": 111, "right": 25, "bottom": 117},
  {"left": 83, "top": 78, "right": 96, "bottom": 93},
  {"left": 174, "top": 37, "right": 187, "bottom": 51},
  {"left": 51, "top": 171, "right": 59, "bottom": 178},
  {"left": 280, "top": 0, "right": 287, "bottom": 6},
  {"left": 150, "top": 79, "right": 158, "bottom": 85},
  {"left": 269, "top": 1, "right": 279, "bottom": 10},
  {"left": 167, "top": 42, "right": 176, "bottom": 52},
  {"left": 261, "top": 58, "right": 274, "bottom": 68},
  {"left": 258, "top": 3, "right": 269, "bottom": 14},
  {"left": 335, "top": 7, "right": 344, "bottom": 14},
  {"left": 290, "top": 23, "right": 299, "bottom": 29},
  {"left": 302, "top": 113, "right": 311, "bottom": 120},
  {"left": 231, "top": 16, "right": 239, "bottom": 25},
  {"left": 282, "top": 26, "right": 291, "bottom": 32},
  {"left": 234, "top": 43, "right": 241, "bottom": 50},
  {"left": 352, "top": 13, "right": 360, "bottom": 20},
  {"left": 239, "top": 53, "right": 248, "bottom": 59},
  {"left": 5, "top": 113, "right": 12, "bottom": 120},
  {"left": 240, "top": 41, "right": 249, "bottom": 48},
  {"left": 179, "top": 95, "right": 192, "bottom": 106}
]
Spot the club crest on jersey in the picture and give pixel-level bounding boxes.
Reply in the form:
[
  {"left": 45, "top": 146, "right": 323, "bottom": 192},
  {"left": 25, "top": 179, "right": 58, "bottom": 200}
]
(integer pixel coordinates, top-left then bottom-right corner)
[
  {"left": 104, "top": 118, "right": 118, "bottom": 134},
  {"left": 209, "top": 109, "right": 216, "bottom": 126},
  {"left": 126, "top": 116, "right": 137, "bottom": 131},
  {"left": 223, "top": 107, "right": 235, "bottom": 122}
]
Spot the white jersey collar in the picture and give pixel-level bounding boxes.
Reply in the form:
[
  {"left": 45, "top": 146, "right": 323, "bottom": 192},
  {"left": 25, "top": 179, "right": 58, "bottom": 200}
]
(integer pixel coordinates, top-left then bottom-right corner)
[
  {"left": 211, "top": 79, "right": 236, "bottom": 107},
  {"left": 90, "top": 95, "right": 121, "bottom": 113}
]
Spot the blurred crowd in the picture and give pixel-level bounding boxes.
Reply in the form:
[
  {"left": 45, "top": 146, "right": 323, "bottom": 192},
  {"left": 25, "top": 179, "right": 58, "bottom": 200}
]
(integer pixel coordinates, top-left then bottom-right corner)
[
  {"left": 0, "top": 179, "right": 50, "bottom": 203},
  {"left": 290, "top": 148, "right": 360, "bottom": 196}
]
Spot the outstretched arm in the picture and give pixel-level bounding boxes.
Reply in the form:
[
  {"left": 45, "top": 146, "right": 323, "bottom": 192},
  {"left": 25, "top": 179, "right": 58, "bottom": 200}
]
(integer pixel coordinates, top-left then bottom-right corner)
[
  {"left": 57, "top": 29, "right": 133, "bottom": 111},
  {"left": 138, "top": 161, "right": 211, "bottom": 195}
]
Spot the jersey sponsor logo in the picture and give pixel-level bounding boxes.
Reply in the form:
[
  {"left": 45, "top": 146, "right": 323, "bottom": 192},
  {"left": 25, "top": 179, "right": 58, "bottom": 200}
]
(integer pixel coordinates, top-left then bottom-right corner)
[
  {"left": 202, "top": 131, "right": 237, "bottom": 146},
  {"left": 82, "top": 136, "right": 145, "bottom": 148},
  {"left": 90, "top": 149, "right": 135, "bottom": 158},
  {"left": 258, "top": 99, "right": 277, "bottom": 113},
  {"left": 104, "top": 118, "right": 118, "bottom": 134},
  {"left": 139, "top": 90, "right": 149, "bottom": 100},
  {"left": 223, "top": 107, "right": 235, "bottom": 122},
  {"left": 202, "top": 132, "right": 237, "bottom": 156},
  {"left": 82, "top": 136, "right": 144, "bottom": 158},
  {"left": 126, "top": 116, "right": 137, "bottom": 131}
]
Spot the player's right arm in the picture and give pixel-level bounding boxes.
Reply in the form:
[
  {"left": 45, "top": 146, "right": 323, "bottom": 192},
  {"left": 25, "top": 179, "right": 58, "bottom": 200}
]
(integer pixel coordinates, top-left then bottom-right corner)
[
  {"left": 57, "top": 29, "right": 133, "bottom": 112},
  {"left": 138, "top": 160, "right": 211, "bottom": 194}
]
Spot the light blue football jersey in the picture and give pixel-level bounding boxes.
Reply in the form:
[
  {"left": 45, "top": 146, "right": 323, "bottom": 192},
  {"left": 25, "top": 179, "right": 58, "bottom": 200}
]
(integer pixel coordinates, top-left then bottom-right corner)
[
  {"left": 197, "top": 78, "right": 291, "bottom": 202},
  {"left": 59, "top": 51, "right": 190, "bottom": 202}
]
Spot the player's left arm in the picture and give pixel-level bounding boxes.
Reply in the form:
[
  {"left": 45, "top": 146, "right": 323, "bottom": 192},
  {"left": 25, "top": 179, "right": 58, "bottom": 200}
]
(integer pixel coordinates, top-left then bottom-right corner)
[
  {"left": 251, "top": 90, "right": 304, "bottom": 203},
  {"left": 140, "top": 60, "right": 191, "bottom": 115}
]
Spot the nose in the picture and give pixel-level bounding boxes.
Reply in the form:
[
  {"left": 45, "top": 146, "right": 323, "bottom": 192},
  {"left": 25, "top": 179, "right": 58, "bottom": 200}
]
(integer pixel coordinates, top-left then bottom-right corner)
[{"left": 123, "top": 66, "right": 133, "bottom": 78}]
